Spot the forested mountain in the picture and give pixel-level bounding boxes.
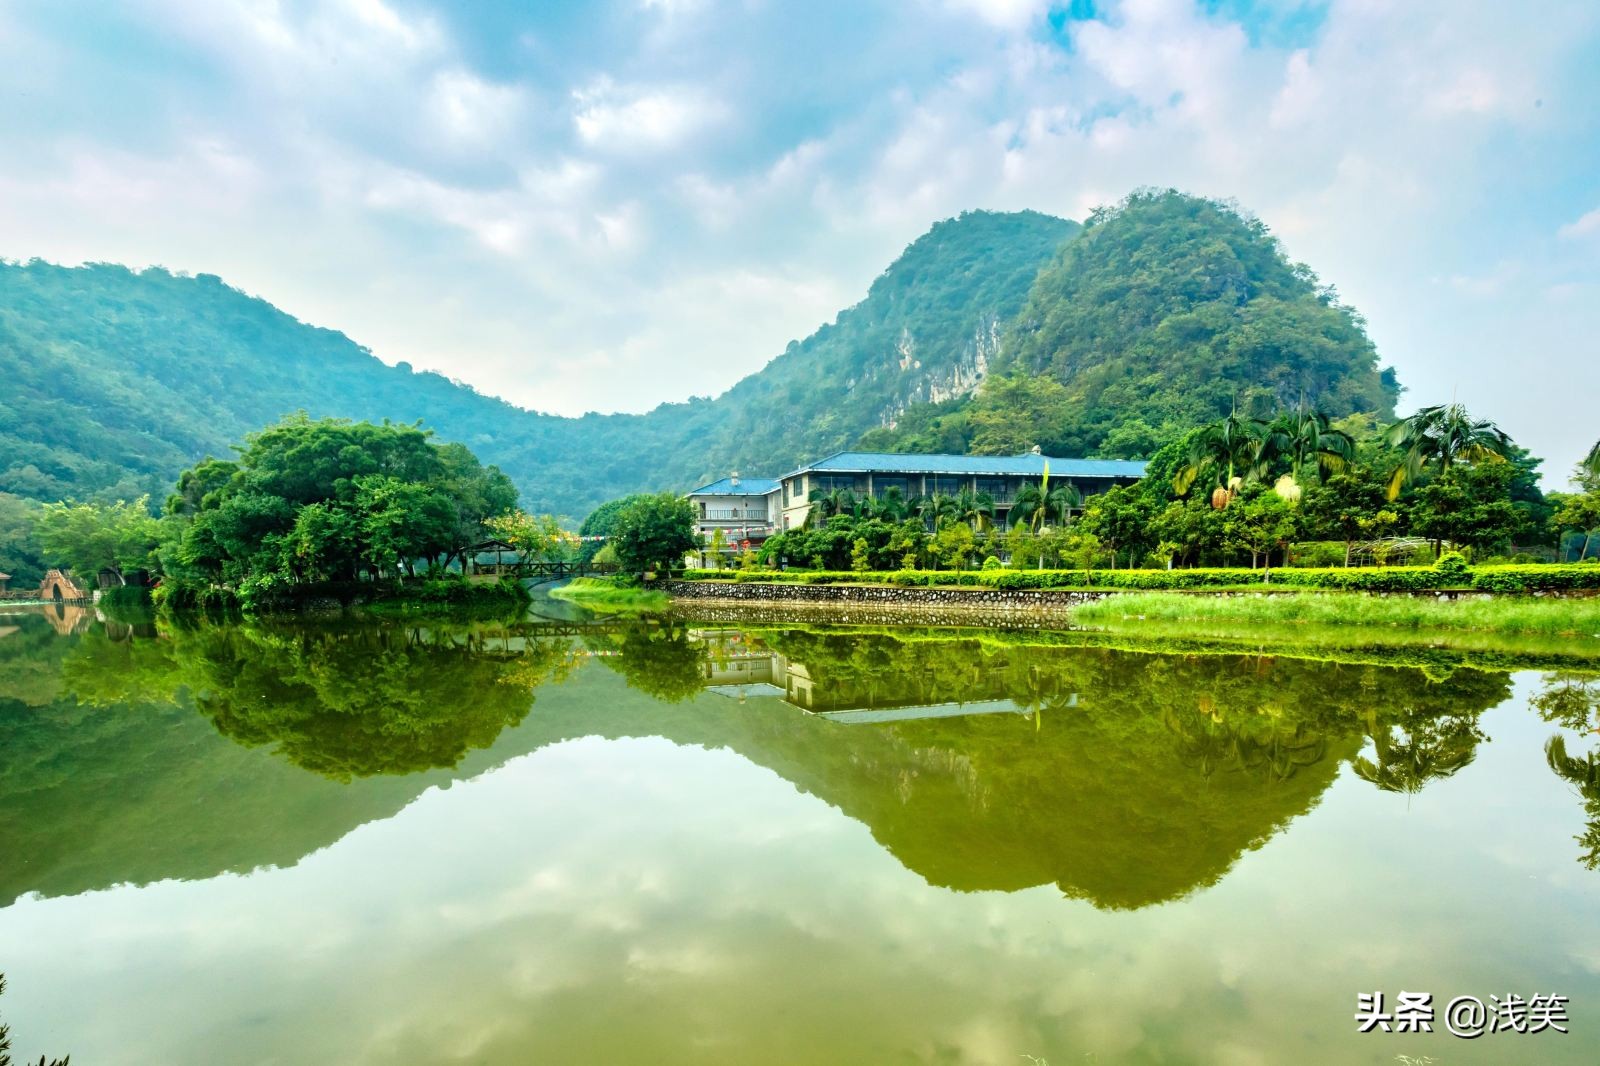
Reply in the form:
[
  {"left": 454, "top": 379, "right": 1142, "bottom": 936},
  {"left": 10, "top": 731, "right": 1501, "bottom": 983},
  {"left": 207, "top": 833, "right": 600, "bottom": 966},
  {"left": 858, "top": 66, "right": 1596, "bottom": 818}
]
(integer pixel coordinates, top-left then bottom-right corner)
[
  {"left": 0, "top": 210, "right": 1071, "bottom": 517},
  {"left": 862, "top": 190, "right": 1398, "bottom": 457},
  {"left": 0, "top": 191, "right": 1399, "bottom": 519}
]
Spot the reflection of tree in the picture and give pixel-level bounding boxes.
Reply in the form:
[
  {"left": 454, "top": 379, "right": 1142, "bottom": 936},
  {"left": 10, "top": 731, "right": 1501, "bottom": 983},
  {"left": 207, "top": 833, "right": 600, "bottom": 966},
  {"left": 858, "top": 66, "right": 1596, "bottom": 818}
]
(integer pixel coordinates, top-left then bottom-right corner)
[
  {"left": 1546, "top": 736, "right": 1600, "bottom": 871},
  {"left": 60, "top": 619, "right": 576, "bottom": 780},
  {"left": 1162, "top": 703, "right": 1326, "bottom": 782},
  {"left": 1353, "top": 708, "right": 1485, "bottom": 795},
  {"left": 1531, "top": 673, "right": 1600, "bottom": 732},
  {"left": 589, "top": 623, "right": 707, "bottom": 703}
]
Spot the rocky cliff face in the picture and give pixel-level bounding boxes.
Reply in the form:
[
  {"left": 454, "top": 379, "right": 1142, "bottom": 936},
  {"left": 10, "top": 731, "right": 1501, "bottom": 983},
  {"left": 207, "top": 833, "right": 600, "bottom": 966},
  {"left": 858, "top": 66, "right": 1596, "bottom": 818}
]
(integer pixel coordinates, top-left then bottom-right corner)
[{"left": 878, "top": 313, "right": 1001, "bottom": 429}]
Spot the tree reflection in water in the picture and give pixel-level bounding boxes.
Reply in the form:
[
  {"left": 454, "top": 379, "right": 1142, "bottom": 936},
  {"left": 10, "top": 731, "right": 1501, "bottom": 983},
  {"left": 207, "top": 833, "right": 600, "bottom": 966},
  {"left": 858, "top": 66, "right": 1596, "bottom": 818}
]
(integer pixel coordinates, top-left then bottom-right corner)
[
  {"left": 60, "top": 618, "right": 579, "bottom": 779},
  {"left": 0, "top": 612, "right": 1545, "bottom": 909},
  {"left": 1536, "top": 673, "right": 1600, "bottom": 871}
]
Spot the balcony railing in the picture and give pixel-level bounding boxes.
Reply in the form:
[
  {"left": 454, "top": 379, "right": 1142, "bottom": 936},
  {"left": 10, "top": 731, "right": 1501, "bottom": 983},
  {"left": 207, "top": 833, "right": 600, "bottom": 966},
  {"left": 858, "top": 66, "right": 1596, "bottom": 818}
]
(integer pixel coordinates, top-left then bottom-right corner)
[{"left": 703, "top": 509, "right": 769, "bottom": 521}]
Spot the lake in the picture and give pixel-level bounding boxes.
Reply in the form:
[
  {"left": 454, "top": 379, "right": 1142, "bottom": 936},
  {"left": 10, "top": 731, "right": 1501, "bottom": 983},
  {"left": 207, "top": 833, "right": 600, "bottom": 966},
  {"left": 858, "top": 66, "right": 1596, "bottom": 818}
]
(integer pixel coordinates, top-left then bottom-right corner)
[{"left": 2, "top": 598, "right": 1598, "bottom": 1064}]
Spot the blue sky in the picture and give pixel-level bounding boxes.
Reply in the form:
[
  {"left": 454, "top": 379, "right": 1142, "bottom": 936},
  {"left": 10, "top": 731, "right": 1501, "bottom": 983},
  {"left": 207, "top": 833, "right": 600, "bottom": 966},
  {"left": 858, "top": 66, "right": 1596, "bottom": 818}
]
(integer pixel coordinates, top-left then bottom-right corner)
[{"left": 1, "top": 0, "right": 1597, "bottom": 480}]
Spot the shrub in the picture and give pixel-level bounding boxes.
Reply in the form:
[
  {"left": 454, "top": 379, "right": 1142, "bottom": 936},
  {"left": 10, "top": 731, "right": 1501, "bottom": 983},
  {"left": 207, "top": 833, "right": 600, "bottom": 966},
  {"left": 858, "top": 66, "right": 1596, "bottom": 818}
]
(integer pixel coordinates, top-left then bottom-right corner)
[{"left": 981, "top": 555, "right": 1003, "bottom": 571}]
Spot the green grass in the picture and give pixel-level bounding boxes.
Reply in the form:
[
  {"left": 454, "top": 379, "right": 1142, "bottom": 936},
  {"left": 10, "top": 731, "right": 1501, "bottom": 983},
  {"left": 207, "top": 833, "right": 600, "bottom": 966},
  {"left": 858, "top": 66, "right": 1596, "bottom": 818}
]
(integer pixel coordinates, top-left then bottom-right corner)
[
  {"left": 1071, "top": 590, "right": 1600, "bottom": 638},
  {"left": 549, "top": 577, "right": 670, "bottom": 614}
]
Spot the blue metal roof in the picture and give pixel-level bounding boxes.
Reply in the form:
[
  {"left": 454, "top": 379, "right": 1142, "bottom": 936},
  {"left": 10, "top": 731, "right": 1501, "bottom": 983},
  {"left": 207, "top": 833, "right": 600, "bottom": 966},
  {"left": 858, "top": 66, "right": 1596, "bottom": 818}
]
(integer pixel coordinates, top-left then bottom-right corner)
[
  {"left": 783, "top": 451, "right": 1147, "bottom": 479},
  {"left": 687, "top": 477, "right": 781, "bottom": 496}
]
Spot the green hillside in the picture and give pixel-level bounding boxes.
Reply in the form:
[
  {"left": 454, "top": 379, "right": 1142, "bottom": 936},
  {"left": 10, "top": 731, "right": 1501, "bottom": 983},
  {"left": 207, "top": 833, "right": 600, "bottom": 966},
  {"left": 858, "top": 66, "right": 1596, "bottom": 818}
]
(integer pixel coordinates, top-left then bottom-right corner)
[
  {"left": 0, "top": 210, "right": 1072, "bottom": 517},
  {"left": 0, "top": 191, "right": 1399, "bottom": 519},
  {"left": 863, "top": 190, "right": 1399, "bottom": 457}
]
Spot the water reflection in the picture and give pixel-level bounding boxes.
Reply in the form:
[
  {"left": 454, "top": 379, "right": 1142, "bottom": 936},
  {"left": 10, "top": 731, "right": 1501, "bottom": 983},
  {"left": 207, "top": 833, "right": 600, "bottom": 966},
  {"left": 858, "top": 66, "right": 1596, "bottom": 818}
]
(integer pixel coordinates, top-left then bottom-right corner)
[
  {"left": 5, "top": 609, "right": 1600, "bottom": 1063},
  {"left": 1, "top": 610, "right": 1543, "bottom": 912}
]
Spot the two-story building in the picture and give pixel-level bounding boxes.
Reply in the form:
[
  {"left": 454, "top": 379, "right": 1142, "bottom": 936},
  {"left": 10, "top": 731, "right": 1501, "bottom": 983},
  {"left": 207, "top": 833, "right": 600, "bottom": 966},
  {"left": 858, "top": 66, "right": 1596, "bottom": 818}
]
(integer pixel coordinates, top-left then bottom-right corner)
[
  {"left": 686, "top": 450, "right": 1147, "bottom": 564},
  {"left": 771, "top": 450, "right": 1147, "bottom": 530},
  {"left": 684, "top": 476, "right": 781, "bottom": 565}
]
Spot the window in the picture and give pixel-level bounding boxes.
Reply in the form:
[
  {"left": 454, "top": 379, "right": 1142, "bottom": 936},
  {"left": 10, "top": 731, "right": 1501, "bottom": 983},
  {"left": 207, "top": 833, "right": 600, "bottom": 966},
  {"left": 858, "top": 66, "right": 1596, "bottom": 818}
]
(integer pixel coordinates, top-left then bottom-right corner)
[
  {"left": 975, "top": 477, "right": 1008, "bottom": 499},
  {"left": 929, "top": 476, "right": 963, "bottom": 496},
  {"left": 874, "top": 476, "right": 910, "bottom": 498}
]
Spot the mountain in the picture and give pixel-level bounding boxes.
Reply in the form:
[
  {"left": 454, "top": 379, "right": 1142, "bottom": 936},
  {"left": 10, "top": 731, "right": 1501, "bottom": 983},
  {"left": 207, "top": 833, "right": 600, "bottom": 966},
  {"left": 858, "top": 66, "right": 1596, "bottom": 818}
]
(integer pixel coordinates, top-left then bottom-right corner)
[
  {"left": 0, "top": 191, "right": 1399, "bottom": 519},
  {"left": 0, "top": 210, "right": 1073, "bottom": 518},
  {"left": 862, "top": 189, "right": 1399, "bottom": 457}
]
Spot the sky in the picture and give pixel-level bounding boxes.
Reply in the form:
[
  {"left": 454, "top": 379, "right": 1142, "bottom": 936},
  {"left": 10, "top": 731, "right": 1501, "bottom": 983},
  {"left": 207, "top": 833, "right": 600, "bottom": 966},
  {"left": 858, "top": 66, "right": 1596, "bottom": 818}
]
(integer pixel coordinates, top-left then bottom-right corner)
[{"left": 0, "top": 0, "right": 1597, "bottom": 481}]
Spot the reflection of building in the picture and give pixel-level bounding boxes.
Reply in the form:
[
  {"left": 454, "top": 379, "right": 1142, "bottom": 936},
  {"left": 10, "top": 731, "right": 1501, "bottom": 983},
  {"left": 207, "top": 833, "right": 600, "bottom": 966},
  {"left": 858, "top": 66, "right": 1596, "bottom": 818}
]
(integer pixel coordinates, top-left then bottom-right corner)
[{"left": 690, "top": 629, "right": 1046, "bottom": 722}]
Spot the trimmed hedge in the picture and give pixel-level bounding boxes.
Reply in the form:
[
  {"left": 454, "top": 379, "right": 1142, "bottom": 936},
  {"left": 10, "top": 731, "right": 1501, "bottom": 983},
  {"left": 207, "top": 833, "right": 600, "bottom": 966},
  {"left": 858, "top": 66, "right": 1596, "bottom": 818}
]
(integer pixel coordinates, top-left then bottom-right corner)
[{"left": 676, "top": 563, "right": 1600, "bottom": 594}]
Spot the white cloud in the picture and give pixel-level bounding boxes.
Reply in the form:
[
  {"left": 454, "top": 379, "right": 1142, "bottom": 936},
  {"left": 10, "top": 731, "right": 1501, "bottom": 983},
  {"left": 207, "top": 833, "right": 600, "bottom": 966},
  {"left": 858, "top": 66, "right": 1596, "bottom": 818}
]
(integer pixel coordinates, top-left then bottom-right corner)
[
  {"left": 425, "top": 69, "right": 528, "bottom": 148},
  {"left": 942, "top": 0, "right": 1050, "bottom": 31},
  {"left": 1558, "top": 206, "right": 1600, "bottom": 240},
  {"left": 572, "top": 80, "right": 725, "bottom": 152}
]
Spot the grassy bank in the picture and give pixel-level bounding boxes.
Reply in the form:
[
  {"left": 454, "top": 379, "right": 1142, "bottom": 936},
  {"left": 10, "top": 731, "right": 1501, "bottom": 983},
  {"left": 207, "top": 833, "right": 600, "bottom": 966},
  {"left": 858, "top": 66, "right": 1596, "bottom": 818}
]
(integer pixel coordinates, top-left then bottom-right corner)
[
  {"left": 549, "top": 577, "right": 670, "bottom": 614},
  {"left": 1071, "top": 590, "right": 1600, "bottom": 638}
]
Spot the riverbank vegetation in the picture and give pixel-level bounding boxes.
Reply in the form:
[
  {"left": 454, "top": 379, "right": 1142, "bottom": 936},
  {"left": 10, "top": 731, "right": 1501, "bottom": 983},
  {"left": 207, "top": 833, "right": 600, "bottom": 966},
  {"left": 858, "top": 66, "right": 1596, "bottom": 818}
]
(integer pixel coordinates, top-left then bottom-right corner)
[
  {"left": 550, "top": 577, "right": 670, "bottom": 613},
  {"left": 11, "top": 414, "right": 573, "bottom": 614},
  {"left": 739, "top": 399, "right": 1598, "bottom": 580},
  {"left": 1071, "top": 590, "right": 1600, "bottom": 638}
]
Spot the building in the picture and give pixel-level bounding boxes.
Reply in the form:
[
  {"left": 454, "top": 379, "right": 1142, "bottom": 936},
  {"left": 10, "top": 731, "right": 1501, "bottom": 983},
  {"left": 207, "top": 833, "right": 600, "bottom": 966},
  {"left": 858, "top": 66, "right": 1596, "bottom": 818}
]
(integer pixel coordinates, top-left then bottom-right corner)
[
  {"left": 684, "top": 476, "right": 781, "bottom": 565},
  {"left": 686, "top": 450, "right": 1147, "bottom": 564},
  {"left": 771, "top": 450, "right": 1146, "bottom": 530}
]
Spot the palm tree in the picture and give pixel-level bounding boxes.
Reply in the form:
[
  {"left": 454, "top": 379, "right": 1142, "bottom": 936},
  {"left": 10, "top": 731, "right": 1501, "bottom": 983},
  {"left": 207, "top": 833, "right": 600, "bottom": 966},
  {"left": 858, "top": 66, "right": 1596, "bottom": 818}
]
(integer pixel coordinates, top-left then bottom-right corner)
[
  {"left": 1042, "top": 482, "right": 1081, "bottom": 526},
  {"left": 1174, "top": 410, "right": 1277, "bottom": 507},
  {"left": 1274, "top": 408, "right": 1354, "bottom": 487},
  {"left": 1382, "top": 402, "right": 1513, "bottom": 500},
  {"left": 1584, "top": 438, "right": 1600, "bottom": 482},
  {"left": 873, "top": 485, "right": 910, "bottom": 522},
  {"left": 1010, "top": 481, "right": 1044, "bottom": 530},
  {"left": 954, "top": 487, "right": 995, "bottom": 530},
  {"left": 919, "top": 492, "right": 959, "bottom": 531}
]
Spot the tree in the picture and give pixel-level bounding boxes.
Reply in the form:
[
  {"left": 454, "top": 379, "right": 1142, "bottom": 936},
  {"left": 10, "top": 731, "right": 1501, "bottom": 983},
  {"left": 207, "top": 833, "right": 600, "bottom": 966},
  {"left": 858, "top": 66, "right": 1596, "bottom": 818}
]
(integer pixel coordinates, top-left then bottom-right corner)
[
  {"left": 36, "top": 496, "right": 161, "bottom": 582},
  {"left": 851, "top": 537, "right": 871, "bottom": 572},
  {"left": 1585, "top": 439, "right": 1600, "bottom": 483},
  {"left": 610, "top": 492, "right": 699, "bottom": 575},
  {"left": 1272, "top": 407, "right": 1354, "bottom": 488},
  {"left": 1302, "top": 467, "right": 1400, "bottom": 566},
  {"left": 486, "top": 511, "right": 579, "bottom": 562},
  {"left": 0, "top": 494, "right": 46, "bottom": 586},
  {"left": 1173, "top": 409, "right": 1278, "bottom": 506},
  {"left": 1383, "top": 402, "right": 1513, "bottom": 500},
  {"left": 1222, "top": 487, "right": 1300, "bottom": 569},
  {"left": 1410, "top": 463, "right": 1525, "bottom": 556},
  {"left": 1149, "top": 498, "right": 1226, "bottom": 568},
  {"left": 1551, "top": 491, "right": 1600, "bottom": 561},
  {"left": 1076, "top": 485, "right": 1157, "bottom": 568},
  {"left": 929, "top": 522, "right": 976, "bottom": 570}
]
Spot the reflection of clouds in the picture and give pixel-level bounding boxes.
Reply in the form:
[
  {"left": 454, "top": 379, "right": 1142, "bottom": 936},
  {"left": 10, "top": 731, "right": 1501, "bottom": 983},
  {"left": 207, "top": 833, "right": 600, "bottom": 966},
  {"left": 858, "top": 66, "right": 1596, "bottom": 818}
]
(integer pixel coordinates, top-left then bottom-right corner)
[{"left": 2, "top": 689, "right": 1598, "bottom": 1065}]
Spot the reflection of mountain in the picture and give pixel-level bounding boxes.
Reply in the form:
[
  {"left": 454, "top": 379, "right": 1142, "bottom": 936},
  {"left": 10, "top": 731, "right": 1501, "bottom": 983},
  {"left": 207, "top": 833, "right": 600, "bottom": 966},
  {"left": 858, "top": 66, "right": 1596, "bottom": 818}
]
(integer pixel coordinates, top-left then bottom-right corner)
[
  {"left": 610, "top": 630, "right": 1509, "bottom": 908},
  {"left": 1, "top": 617, "right": 1510, "bottom": 911}
]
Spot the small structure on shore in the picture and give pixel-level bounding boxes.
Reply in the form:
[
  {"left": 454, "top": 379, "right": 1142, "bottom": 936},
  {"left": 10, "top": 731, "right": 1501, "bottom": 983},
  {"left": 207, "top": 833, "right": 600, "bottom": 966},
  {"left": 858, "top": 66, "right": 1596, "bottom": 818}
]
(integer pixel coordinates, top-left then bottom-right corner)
[
  {"left": 0, "top": 572, "right": 9, "bottom": 593},
  {"left": 39, "top": 569, "right": 92, "bottom": 604}
]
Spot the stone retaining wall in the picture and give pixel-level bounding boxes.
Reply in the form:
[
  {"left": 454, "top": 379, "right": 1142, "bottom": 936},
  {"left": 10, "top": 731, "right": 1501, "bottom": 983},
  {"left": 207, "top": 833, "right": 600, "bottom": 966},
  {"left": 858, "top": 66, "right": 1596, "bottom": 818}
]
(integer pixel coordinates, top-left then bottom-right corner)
[{"left": 657, "top": 580, "right": 1113, "bottom": 616}]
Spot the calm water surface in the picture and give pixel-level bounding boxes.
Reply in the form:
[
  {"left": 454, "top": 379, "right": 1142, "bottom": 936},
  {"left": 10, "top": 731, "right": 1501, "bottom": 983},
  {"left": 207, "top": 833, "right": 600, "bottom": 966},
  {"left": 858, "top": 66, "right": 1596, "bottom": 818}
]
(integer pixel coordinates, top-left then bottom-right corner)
[{"left": 1, "top": 598, "right": 1598, "bottom": 1064}]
